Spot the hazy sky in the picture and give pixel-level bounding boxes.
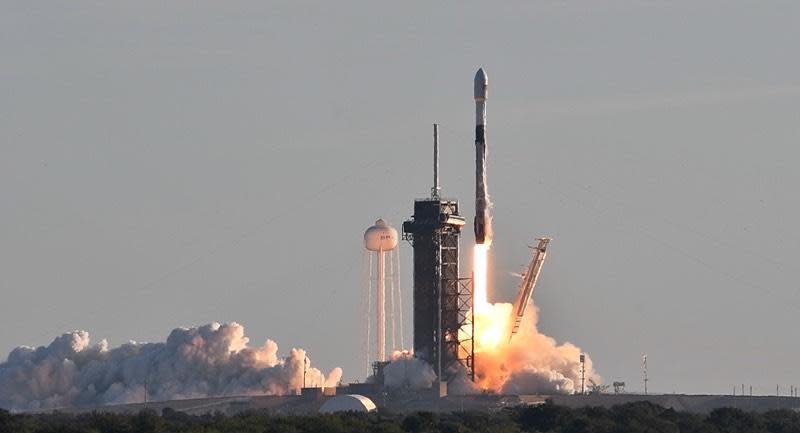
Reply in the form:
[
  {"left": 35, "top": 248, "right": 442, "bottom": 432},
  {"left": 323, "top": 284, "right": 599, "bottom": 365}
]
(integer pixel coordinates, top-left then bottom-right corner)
[{"left": 2, "top": 1, "right": 799, "bottom": 395}]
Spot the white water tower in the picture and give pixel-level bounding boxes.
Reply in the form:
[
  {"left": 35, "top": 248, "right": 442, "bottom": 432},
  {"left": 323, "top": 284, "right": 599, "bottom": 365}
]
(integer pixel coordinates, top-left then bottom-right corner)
[{"left": 363, "top": 219, "right": 402, "bottom": 367}]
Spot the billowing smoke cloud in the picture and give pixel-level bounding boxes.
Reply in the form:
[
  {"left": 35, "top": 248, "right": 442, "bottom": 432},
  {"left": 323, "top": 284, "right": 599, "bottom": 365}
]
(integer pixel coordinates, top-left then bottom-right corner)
[
  {"left": 382, "top": 350, "right": 436, "bottom": 389},
  {"left": 0, "top": 322, "right": 342, "bottom": 410},
  {"left": 379, "top": 300, "right": 598, "bottom": 395},
  {"left": 471, "top": 301, "right": 599, "bottom": 395}
]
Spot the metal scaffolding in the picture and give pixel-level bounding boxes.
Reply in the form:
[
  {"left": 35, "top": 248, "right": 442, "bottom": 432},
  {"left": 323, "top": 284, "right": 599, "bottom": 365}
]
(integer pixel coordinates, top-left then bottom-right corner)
[
  {"left": 403, "top": 198, "right": 473, "bottom": 383},
  {"left": 442, "top": 276, "right": 474, "bottom": 381}
]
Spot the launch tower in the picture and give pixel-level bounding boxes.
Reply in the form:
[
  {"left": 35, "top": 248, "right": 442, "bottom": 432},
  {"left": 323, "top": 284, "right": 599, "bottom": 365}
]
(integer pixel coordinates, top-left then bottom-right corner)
[{"left": 403, "top": 125, "right": 475, "bottom": 385}]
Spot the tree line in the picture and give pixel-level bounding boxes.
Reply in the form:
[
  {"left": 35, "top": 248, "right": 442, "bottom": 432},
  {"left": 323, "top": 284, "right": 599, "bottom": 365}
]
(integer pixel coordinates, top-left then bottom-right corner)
[{"left": 2, "top": 400, "right": 800, "bottom": 433}]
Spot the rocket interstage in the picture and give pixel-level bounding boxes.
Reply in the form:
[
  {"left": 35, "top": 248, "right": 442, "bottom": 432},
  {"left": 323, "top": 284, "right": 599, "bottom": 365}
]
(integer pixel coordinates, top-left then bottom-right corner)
[{"left": 474, "top": 68, "right": 491, "bottom": 245}]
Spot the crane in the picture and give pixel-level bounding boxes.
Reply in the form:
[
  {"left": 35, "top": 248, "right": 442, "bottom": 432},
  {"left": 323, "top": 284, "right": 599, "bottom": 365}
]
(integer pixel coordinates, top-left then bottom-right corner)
[{"left": 509, "top": 237, "right": 551, "bottom": 340}]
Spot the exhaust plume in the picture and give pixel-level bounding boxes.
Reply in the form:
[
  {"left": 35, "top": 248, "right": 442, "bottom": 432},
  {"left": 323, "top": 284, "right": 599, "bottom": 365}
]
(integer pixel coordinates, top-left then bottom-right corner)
[
  {"left": 0, "top": 322, "right": 342, "bottom": 410},
  {"left": 470, "top": 243, "right": 599, "bottom": 394},
  {"left": 472, "top": 301, "right": 598, "bottom": 394},
  {"left": 379, "top": 244, "right": 598, "bottom": 395},
  {"left": 382, "top": 350, "right": 436, "bottom": 389}
]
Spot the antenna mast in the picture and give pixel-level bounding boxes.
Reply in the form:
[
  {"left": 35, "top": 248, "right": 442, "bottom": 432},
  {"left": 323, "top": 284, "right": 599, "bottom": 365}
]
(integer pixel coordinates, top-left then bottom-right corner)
[{"left": 432, "top": 124, "right": 441, "bottom": 199}]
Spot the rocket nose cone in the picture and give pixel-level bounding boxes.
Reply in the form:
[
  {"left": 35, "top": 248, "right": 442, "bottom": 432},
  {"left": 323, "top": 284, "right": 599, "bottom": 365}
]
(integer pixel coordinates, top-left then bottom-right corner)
[{"left": 474, "top": 68, "right": 488, "bottom": 100}]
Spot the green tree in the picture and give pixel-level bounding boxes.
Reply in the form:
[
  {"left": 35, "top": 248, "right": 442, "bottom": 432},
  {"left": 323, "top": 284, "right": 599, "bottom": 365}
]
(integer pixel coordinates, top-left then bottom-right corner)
[
  {"left": 131, "top": 410, "right": 163, "bottom": 433},
  {"left": 515, "top": 399, "right": 573, "bottom": 432},
  {"left": 707, "top": 408, "right": 765, "bottom": 433},
  {"left": 401, "top": 412, "right": 436, "bottom": 433}
]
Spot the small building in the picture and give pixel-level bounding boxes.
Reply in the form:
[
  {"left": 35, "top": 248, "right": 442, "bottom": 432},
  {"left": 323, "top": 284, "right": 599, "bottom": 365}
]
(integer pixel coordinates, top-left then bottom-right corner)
[{"left": 301, "top": 387, "right": 336, "bottom": 401}]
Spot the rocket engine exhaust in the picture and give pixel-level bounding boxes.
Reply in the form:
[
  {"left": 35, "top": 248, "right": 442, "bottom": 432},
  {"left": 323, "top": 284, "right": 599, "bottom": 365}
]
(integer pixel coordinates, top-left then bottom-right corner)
[{"left": 474, "top": 67, "right": 491, "bottom": 245}]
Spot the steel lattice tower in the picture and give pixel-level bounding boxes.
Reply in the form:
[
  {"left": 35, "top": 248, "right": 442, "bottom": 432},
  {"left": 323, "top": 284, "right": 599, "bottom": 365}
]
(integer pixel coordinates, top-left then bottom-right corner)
[{"left": 402, "top": 126, "right": 474, "bottom": 384}]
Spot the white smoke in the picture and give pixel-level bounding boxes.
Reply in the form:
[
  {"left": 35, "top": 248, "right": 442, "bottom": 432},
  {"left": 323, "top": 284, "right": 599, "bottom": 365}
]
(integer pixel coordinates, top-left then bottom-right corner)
[
  {"left": 379, "top": 300, "right": 598, "bottom": 396},
  {"left": 502, "top": 368, "right": 578, "bottom": 395},
  {"left": 0, "top": 322, "right": 342, "bottom": 410},
  {"left": 382, "top": 350, "right": 437, "bottom": 389}
]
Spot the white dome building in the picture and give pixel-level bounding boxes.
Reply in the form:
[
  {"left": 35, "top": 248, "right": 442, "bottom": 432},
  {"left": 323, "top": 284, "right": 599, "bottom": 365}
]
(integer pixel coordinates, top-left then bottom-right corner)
[{"left": 319, "top": 394, "right": 377, "bottom": 413}]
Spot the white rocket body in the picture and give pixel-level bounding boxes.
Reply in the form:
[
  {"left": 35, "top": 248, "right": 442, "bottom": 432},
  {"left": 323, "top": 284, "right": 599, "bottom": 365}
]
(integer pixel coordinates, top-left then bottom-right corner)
[{"left": 474, "top": 68, "right": 490, "bottom": 244}]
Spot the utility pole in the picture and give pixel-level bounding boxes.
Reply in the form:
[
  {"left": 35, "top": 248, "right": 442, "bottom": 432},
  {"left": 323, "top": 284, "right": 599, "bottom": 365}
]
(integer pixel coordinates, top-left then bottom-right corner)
[
  {"left": 642, "top": 354, "right": 648, "bottom": 395},
  {"left": 579, "top": 354, "right": 586, "bottom": 395}
]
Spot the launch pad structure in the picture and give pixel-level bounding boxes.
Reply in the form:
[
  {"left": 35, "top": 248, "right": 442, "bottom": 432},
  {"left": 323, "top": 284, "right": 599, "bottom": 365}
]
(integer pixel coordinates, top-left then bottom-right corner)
[{"left": 402, "top": 125, "right": 475, "bottom": 385}]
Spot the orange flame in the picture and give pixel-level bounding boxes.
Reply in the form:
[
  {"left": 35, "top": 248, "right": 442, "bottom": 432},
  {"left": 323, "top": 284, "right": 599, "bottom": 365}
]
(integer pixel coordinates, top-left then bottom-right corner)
[
  {"left": 472, "top": 244, "right": 510, "bottom": 352},
  {"left": 473, "top": 244, "right": 489, "bottom": 309},
  {"left": 469, "top": 242, "right": 599, "bottom": 393}
]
